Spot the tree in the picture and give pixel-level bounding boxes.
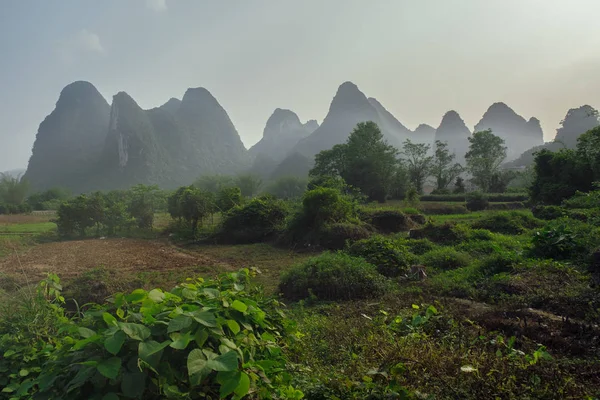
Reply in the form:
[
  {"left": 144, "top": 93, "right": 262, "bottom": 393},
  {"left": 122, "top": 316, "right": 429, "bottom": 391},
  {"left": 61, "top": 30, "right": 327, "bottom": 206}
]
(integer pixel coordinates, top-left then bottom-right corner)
[
  {"left": 465, "top": 130, "right": 509, "bottom": 192},
  {"left": 0, "top": 174, "right": 29, "bottom": 206},
  {"left": 431, "top": 140, "right": 464, "bottom": 191},
  {"left": 265, "top": 176, "right": 307, "bottom": 200},
  {"left": 453, "top": 176, "right": 466, "bottom": 194},
  {"left": 402, "top": 140, "right": 433, "bottom": 194},
  {"left": 236, "top": 174, "right": 262, "bottom": 198},
  {"left": 216, "top": 187, "right": 242, "bottom": 213},
  {"left": 194, "top": 175, "right": 234, "bottom": 193},
  {"left": 169, "top": 186, "right": 216, "bottom": 234},
  {"left": 310, "top": 122, "right": 400, "bottom": 202},
  {"left": 128, "top": 184, "right": 162, "bottom": 229}
]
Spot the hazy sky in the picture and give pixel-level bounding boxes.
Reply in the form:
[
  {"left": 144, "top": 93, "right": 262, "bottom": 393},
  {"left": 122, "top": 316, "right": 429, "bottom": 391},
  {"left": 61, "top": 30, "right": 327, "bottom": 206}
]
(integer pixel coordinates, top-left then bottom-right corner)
[{"left": 1, "top": 0, "right": 600, "bottom": 171}]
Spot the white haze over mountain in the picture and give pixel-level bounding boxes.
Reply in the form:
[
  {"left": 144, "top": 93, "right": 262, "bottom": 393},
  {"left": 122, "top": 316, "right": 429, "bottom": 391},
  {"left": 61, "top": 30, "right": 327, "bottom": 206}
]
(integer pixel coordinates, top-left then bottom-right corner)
[{"left": 1, "top": 0, "right": 600, "bottom": 171}]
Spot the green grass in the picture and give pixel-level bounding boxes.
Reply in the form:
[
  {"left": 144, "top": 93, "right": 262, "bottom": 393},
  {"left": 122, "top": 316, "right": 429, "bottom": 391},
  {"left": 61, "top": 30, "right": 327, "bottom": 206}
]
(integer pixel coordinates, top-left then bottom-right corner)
[{"left": 0, "top": 222, "right": 56, "bottom": 233}]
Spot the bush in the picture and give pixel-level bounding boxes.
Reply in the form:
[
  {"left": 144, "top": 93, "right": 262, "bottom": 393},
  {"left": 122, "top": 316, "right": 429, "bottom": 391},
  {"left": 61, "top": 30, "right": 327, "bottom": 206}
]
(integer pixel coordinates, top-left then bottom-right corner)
[
  {"left": 471, "top": 211, "right": 542, "bottom": 235},
  {"left": 347, "top": 235, "right": 416, "bottom": 277},
  {"left": 220, "top": 195, "right": 288, "bottom": 243},
  {"left": 420, "top": 193, "right": 528, "bottom": 202},
  {"left": 465, "top": 191, "right": 489, "bottom": 211},
  {"left": 279, "top": 252, "right": 389, "bottom": 301},
  {"left": 421, "top": 248, "right": 471, "bottom": 270},
  {"left": 532, "top": 205, "right": 566, "bottom": 220},
  {"left": 359, "top": 209, "right": 413, "bottom": 233},
  {"left": 302, "top": 187, "right": 356, "bottom": 228},
  {"left": 478, "top": 251, "right": 522, "bottom": 275},
  {"left": 455, "top": 240, "right": 503, "bottom": 257},
  {"left": 530, "top": 218, "right": 600, "bottom": 261},
  {"left": 318, "top": 222, "right": 372, "bottom": 250},
  {"left": 409, "top": 222, "right": 470, "bottom": 245},
  {"left": 398, "top": 238, "right": 436, "bottom": 255}
]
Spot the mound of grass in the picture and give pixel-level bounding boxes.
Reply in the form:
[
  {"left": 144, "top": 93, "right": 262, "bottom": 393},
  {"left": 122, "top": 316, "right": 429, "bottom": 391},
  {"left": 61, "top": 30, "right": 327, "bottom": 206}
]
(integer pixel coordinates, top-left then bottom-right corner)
[
  {"left": 531, "top": 205, "right": 566, "bottom": 220},
  {"left": 279, "top": 252, "right": 389, "bottom": 301},
  {"left": 398, "top": 237, "right": 437, "bottom": 255},
  {"left": 471, "top": 211, "right": 542, "bottom": 235},
  {"left": 421, "top": 247, "right": 472, "bottom": 270},
  {"left": 219, "top": 195, "right": 288, "bottom": 243},
  {"left": 409, "top": 222, "right": 470, "bottom": 245},
  {"left": 478, "top": 251, "right": 523, "bottom": 275},
  {"left": 347, "top": 235, "right": 416, "bottom": 277},
  {"left": 359, "top": 209, "right": 414, "bottom": 233}
]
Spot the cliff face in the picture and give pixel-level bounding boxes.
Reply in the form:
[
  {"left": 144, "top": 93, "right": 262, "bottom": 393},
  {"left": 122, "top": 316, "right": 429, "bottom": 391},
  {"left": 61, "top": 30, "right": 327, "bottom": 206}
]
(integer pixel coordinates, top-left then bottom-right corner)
[
  {"left": 249, "top": 108, "right": 317, "bottom": 163},
  {"left": 474, "top": 102, "right": 543, "bottom": 161},
  {"left": 24, "top": 81, "right": 110, "bottom": 191},
  {"left": 435, "top": 111, "right": 471, "bottom": 162},
  {"left": 25, "top": 82, "right": 250, "bottom": 192}
]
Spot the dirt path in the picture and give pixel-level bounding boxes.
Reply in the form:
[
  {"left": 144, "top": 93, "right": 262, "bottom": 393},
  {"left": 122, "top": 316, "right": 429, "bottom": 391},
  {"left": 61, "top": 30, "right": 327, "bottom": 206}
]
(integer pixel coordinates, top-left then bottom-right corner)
[{"left": 0, "top": 238, "right": 235, "bottom": 287}]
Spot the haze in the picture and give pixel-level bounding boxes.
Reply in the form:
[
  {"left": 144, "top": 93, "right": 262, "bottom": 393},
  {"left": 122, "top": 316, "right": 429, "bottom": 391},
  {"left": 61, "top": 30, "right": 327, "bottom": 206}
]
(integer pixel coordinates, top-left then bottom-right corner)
[{"left": 1, "top": 0, "right": 600, "bottom": 172}]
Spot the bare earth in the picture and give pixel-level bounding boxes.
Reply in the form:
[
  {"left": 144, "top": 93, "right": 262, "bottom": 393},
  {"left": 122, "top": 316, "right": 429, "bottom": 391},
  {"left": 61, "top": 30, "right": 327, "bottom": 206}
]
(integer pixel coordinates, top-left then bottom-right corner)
[{"left": 0, "top": 238, "right": 235, "bottom": 288}]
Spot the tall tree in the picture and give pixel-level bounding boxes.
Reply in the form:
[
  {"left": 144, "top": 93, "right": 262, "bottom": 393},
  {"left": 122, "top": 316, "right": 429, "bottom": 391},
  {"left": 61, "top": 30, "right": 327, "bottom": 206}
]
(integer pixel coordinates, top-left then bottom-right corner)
[
  {"left": 431, "top": 140, "right": 464, "bottom": 191},
  {"left": 236, "top": 174, "right": 262, "bottom": 198},
  {"left": 465, "top": 130, "right": 508, "bottom": 192},
  {"left": 402, "top": 140, "right": 433, "bottom": 194},
  {"left": 310, "top": 121, "right": 400, "bottom": 202},
  {"left": 0, "top": 174, "right": 30, "bottom": 206}
]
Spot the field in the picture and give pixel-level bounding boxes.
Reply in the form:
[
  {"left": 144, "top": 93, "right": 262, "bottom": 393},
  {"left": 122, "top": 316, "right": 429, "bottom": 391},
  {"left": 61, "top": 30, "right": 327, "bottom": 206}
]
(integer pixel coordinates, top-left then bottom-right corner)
[{"left": 1, "top": 202, "right": 599, "bottom": 399}]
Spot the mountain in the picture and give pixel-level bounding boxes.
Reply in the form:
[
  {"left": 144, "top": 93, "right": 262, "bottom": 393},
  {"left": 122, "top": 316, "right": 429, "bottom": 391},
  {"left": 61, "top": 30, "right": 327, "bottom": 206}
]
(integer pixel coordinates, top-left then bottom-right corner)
[
  {"left": 435, "top": 111, "right": 471, "bottom": 162},
  {"left": 270, "top": 152, "right": 312, "bottom": 180},
  {"left": 25, "top": 82, "right": 250, "bottom": 192},
  {"left": 474, "top": 102, "right": 543, "bottom": 161},
  {"left": 507, "top": 105, "right": 600, "bottom": 168},
  {"left": 291, "top": 82, "right": 410, "bottom": 158},
  {"left": 24, "top": 81, "right": 111, "bottom": 191},
  {"left": 412, "top": 124, "right": 436, "bottom": 145},
  {"left": 249, "top": 108, "right": 318, "bottom": 162}
]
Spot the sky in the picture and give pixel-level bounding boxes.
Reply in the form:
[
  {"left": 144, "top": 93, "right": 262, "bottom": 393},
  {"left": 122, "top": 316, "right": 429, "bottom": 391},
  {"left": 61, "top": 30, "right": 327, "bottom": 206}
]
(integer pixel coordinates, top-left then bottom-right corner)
[{"left": 1, "top": 0, "right": 600, "bottom": 171}]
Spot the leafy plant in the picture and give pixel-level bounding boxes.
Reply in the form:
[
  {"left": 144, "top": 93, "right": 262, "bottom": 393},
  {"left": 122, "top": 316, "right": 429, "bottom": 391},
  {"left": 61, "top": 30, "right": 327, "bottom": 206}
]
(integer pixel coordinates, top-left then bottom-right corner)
[
  {"left": 347, "top": 235, "right": 416, "bottom": 277},
  {"left": 421, "top": 247, "right": 471, "bottom": 270},
  {"left": 465, "top": 191, "right": 489, "bottom": 211}
]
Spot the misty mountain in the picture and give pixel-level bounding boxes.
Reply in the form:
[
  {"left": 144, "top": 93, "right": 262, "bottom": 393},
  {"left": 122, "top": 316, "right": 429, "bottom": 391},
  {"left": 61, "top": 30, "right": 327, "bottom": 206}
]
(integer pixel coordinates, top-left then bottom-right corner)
[
  {"left": 24, "top": 81, "right": 111, "bottom": 191},
  {"left": 270, "top": 152, "right": 312, "bottom": 180},
  {"left": 412, "top": 124, "right": 436, "bottom": 145},
  {"left": 25, "top": 82, "right": 249, "bottom": 192},
  {"left": 507, "top": 105, "right": 600, "bottom": 168},
  {"left": 249, "top": 108, "right": 318, "bottom": 163},
  {"left": 435, "top": 111, "right": 471, "bottom": 163},
  {"left": 474, "top": 102, "right": 543, "bottom": 161},
  {"left": 367, "top": 97, "right": 412, "bottom": 147}
]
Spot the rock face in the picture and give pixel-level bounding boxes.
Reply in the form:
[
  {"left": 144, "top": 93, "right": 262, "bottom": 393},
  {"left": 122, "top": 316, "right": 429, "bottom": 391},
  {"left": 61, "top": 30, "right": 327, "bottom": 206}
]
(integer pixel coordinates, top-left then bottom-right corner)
[
  {"left": 24, "top": 81, "right": 111, "bottom": 191},
  {"left": 412, "top": 124, "right": 436, "bottom": 145},
  {"left": 507, "top": 105, "right": 600, "bottom": 168},
  {"left": 435, "top": 111, "right": 471, "bottom": 162},
  {"left": 474, "top": 102, "right": 543, "bottom": 161},
  {"left": 291, "top": 82, "right": 410, "bottom": 158},
  {"left": 25, "top": 82, "right": 250, "bottom": 192},
  {"left": 249, "top": 108, "right": 318, "bottom": 163}
]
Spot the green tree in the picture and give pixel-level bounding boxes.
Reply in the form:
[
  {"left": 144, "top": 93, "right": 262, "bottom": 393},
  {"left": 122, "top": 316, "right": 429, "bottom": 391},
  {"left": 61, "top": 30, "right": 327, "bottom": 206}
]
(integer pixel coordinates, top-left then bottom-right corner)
[
  {"left": 453, "top": 176, "right": 466, "bottom": 194},
  {"left": 195, "top": 175, "right": 234, "bottom": 193},
  {"left": 128, "top": 184, "right": 162, "bottom": 230},
  {"left": 0, "top": 174, "right": 30, "bottom": 206},
  {"left": 236, "top": 174, "right": 262, "bottom": 198},
  {"left": 402, "top": 139, "right": 433, "bottom": 194},
  {"left": 431, "top": 140, "right": 464, "bottom": 191},
  {"left": 465, "top": 130, "right": 509, "bottom": 192},
  {"left": 216, "top": 187, "right": 242, "bottom": 213},
  {"left": 310, "top": 121, "right": 400, "bottom": 202}
]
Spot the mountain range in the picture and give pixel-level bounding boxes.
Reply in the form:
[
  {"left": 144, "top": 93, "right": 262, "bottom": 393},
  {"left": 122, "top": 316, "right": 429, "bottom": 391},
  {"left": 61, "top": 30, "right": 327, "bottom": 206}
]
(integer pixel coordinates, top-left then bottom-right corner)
[{"left": 23, "top": 80, "right": 599, "bottom": 192}]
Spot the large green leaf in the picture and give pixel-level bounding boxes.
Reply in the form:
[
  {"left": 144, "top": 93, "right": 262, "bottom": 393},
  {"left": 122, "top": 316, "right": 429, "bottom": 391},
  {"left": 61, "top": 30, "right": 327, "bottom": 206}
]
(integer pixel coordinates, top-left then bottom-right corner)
[
  {"left": 187, "top": 349, "right": 210, "bottom": 386},
  {"left": 234, "top": 372, "right": 251, "bottom": 398},
  {"left": 121, "top": 371, "right": 146, "bottom": 398},
  {"left": 103, "top": 313, "right": 118, "bottom": 327},
  {"left": 97, "top": 357, "right": 121, "bottom": 380},
  {"left": 192, "top": 311, "right": 217, "bottom": 327},
  {"left": 169, "top": 331, "right": 194, "bottom": 350},
  {"left": 217, "top": 371, "right": 241, "bottom": 398},
  {"left": 208, "top": 351, "right": 238, "bottom": 372},
  {"left": 231, "top": 300, "right": 248, "bottom": 313},
  {"left": 78, "top": 327, "right": 96, "bottom": 339},
  {"left": 226, "top": 319, "right": 240, "bottom": 335},
  {"left": 167, "top": 315, "right": 193, "bottom": 333},
  {"left": 104, "top": 330, "right": 127, "bottom": 355},
  {"left": 148, "top": 288, "right": 165, "bottom": 303},
  {"left": 125, "top": 289, "right": 147, "bottom": 303},
  {"left": 119, "top": 323, "right": 151, "bottom": 341},
  {"left": 138, "top": 340, "right": 171, "bottom": 363},
  {"left": 194, "top": 329, "right": 209, "bottom": 347}
]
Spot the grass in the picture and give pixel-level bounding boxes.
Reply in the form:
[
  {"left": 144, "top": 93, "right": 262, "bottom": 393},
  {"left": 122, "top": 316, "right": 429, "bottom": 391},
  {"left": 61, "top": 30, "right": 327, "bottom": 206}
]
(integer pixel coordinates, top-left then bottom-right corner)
[{"left": 0, "top": 222, "right": 56, "bottom": 233}]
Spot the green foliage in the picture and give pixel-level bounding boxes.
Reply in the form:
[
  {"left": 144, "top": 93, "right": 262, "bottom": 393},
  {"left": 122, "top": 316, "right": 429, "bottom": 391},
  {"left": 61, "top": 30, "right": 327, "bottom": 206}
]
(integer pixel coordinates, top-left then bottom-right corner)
[
  {"left": 127, "top": 185, "right": 167, "bottom": 230},
  {"left": 531, "top": 205, "right": 566, "bottom": 220},
  {"left": 420, "top": 193, "right": 528, "bottom": 202},
  {"left": 0, "top": 270, "right": 302, "bottom": 399},
  {"left": 409, "top": 222, "right": 470, "bottom": 245},
  {"left": 478, "top": 250, "right": 522, "bottom": 275},
  {"left": 530, "top": 218, "right": 600, "bottom": 261},
  {"left": 403, "top": 186, "right": 419, "bottom": 207},
  {"left": 358, "top": 209, "right": 413, "bottom": 233},
  {"left": 397, "top": 238, "right": 436, "bottom": 255},
  {"left": 27, "top": 187, "right": 71, "bottom": 211},
  {"left": 465, "top": 130, "right": 509, "bottom": 192},
  {"left": 235, "top": 174, "right": 262, "bottom": 198},
  {"left": 471, "top": 211, "right": 542, "bottom": 235},
  {"left": 220, "top": 195, "right": 288, "bottom": 243},
  {"left": 194, "top": 174, "right": 234, "bottom": 194},
  {"left": 169, "top": 186, "right": 217, "bottom": 235},
  {"left": 347, "top": 235, "right": 416, "bottom": 277},
  {"left": 316, "top": 223, "right": 372, "bottom": 250},
  {"left": 56, "top": 195, "right": 98, "bottom": 237},
  {"left": 421, "top": 247, "right": 471, "bottom": 270},
  {"left": 301, "top": 188, "right": 355, "bottom": 228},
  {"left": 465, "top": 191, "right": 489, "bottom": 211},
  {"left": 279, "top": 252, "right": 389, "bottom": 301},
  {"left": 0, "top": 174, "right": 30, "bottom": 212},
  {"left": 216, "top": 187, "right": 242, "bottom": 213},
  {"left": 402, "top": 139, "right": 433, "bottom": 194},
  {"left": 265, "top": 176, "right": 307, "bottom": 200},
  {"left": 453, "top": 176, "right": 466, "bottom": 194},
  {"left": 431, "top": 140, "right": 464, "bottom": 191},
  {"left": 310, "top": 121, "right": 400, "bottom": 202},
  {"left": 562, "top": 184, "right": 600, "bottom": 209}
]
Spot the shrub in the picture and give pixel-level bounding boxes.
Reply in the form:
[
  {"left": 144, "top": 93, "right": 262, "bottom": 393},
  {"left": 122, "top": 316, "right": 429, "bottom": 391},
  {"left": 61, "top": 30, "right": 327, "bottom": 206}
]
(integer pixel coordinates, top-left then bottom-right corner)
[
  {"left": 455, "top": 240, "right": 503, "bottom": 257},
  {"left": 0, "top": 270, "right": 299, "bottom": 399},
  {"left": 532, "top": 205, "right": 566, "bottom": 220},
  {"left": 418, "top": 203, "right": 469, "bottom": 215},
  {"left": 302, "top": 187, "right": 356, "bottom": 228},
  {"left": 530, "top": 218, "right": 600, "bottom": 261},
  {"left": 347, "top": 235, "right": 416, "bottom": 277},
  {"left": 409, "top": 222, "right": 470, "bottom": 245},
  {"left": 471, "top": 211, "right": 542, "bottom": 235},
  {"left": 478, "top": 251, "right": 522, "bottom": 275},
  {"left": 465, "top": 191, "right": 489, "bottom": 211},
  {"left": 421, "top": 248, "right": 471, "bottom": 270},
  {"left": 220, "top": 195, "right": 288, "bottom": 243},
  {"left": 216, "top": 186, "right": 242, "bottom": 213},
  {"left": 398, "top": 238, "right": 436, "bottom": 255},
  {"left": 468, "top": 229, "right": 494, "bottom": 241},
  {"left": 318, "top": 222, "right": 372, "bottom": 250},
  {"left": 279, "top": 252, "right": 389, "bottom": 301},
  {"left": 359, "top": 209, "right": 413, "bottom": 233}
]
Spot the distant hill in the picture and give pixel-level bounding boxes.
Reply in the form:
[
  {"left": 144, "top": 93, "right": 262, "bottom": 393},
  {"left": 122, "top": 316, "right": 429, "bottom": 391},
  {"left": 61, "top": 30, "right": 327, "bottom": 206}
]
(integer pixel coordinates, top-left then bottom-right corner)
[{"left": 434, "top": 111, "right": 471, "bottom": 163}]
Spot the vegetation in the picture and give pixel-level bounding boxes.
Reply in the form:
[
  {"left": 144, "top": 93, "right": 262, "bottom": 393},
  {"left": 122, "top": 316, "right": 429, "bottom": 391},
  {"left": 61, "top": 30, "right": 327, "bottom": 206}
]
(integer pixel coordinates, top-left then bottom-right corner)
[
  {"left": 402, "top": 139, "right": 433, "bottom": 194},
  {"left": 431, "top": 140, "right": 464, "bottom": 192},
  {"left": 466, "top": 129, "right": 514, "bottom": 192}
]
